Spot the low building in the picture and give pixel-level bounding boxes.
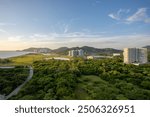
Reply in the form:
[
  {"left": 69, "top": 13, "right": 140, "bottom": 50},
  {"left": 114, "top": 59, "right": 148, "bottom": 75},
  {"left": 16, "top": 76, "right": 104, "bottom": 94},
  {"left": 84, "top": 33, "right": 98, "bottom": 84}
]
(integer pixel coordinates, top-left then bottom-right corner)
[
  {"left": 113, "top": 53, "right": 121, "bottom": 56},
  {"left": 87, "top": 56, "right": 112, "bottom": 59},
  {"left": 45, "top": 57, "right": 70, "bottom": 61}
]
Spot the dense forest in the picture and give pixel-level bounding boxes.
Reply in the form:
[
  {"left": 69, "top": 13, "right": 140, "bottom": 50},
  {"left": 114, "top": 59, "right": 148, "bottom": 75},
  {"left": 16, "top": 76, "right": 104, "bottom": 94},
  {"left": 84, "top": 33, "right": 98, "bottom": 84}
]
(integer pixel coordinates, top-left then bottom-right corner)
[
  {"left": 0, "top": 59, "right": 11, "bottom": 64},
  {"left": 10, "top": 57, "right": 150, "bottom": 100},
  {"left": 0, "top": 66, "right": 29, "bottom": 95}
]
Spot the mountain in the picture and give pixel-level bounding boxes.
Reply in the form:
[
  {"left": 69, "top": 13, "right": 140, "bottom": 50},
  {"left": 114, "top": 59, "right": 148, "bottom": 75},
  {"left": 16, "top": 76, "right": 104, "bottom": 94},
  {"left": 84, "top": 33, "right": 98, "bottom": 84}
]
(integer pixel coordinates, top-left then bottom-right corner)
[
  {"left": 22, "top": 46, "right": 122, "bottom": 55},
  {"left": 52, "top": 47, "right": 69, "bottom": 53},
  {"left": 51, "top": 46, "right": 122, "bottom": 55},
  {"left": 143, "top": 45, "right": 150, "bottom": 51},
  {"left": 80, "top": 46, "right": 122, "bottom": 55},
  {"left": 65, "top": 46, "right": 121, "bottom": 55},
  {"left": 23, "top": 47, "right": 52, "bottom": 53}
]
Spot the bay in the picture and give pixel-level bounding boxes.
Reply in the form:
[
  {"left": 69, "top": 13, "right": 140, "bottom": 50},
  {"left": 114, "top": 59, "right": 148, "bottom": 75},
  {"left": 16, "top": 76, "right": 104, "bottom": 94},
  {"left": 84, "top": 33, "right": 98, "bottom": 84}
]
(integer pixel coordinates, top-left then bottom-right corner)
[{"left": 0, "top": 51, "right": 31, "bottom": 59}]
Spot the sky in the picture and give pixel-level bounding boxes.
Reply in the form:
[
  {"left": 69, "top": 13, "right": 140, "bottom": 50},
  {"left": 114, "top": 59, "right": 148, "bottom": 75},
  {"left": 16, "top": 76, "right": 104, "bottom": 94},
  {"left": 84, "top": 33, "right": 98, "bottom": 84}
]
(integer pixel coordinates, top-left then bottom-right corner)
[{"left": 0, "top": 0, "right": 150, "bottom": 50}]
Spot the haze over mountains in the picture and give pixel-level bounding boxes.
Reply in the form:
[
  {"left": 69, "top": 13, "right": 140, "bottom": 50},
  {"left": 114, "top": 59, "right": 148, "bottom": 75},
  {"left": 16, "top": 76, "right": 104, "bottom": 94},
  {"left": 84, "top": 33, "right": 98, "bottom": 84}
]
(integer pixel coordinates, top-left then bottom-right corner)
[
  {"left": 143, "top": 45, "right": 150, "bottom": 50},
  {"left": 22, "top": 45, "right": 150, "bottom": 55},
  {"left": 22, "top": 46, "right": 118, "bottom": 55}
]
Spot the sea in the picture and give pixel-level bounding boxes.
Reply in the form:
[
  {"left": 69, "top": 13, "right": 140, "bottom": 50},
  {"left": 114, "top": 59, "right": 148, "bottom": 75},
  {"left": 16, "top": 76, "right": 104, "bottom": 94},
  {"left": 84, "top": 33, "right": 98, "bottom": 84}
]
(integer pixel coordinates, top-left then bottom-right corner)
[{"left": 0, "top": 51, "right": 31, "bottom": 59}]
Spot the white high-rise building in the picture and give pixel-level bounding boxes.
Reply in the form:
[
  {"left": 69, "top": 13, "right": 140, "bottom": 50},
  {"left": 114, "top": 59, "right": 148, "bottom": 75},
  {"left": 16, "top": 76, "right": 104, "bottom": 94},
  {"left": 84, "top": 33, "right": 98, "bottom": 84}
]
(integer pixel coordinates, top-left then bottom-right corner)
[
  {"left": 68, "top": 49, "right": 84, "bottom": 57},
  {"left": 78, "top": 49, "right": 84, "bottom": 56},
  {"left": 123, "top": 48, "right": 148, "bottom": 64},
  {"left": 69, "top": 50, "right": 78, "bottom": 57}
]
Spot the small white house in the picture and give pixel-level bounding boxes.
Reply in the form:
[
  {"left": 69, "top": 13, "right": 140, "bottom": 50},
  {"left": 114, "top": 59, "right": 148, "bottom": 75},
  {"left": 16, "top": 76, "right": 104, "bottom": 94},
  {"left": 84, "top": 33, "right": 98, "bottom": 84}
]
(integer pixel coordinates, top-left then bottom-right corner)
[{"left": 113, "top": 53, "right": 121, "bottom": 56}]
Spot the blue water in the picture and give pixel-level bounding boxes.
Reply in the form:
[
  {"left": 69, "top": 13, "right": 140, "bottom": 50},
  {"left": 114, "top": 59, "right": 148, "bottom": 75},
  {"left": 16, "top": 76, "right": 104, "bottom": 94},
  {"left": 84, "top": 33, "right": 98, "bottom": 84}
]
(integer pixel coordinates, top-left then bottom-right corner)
[{"left": 0, "top": 51, "right": 31, "bottom": 59}]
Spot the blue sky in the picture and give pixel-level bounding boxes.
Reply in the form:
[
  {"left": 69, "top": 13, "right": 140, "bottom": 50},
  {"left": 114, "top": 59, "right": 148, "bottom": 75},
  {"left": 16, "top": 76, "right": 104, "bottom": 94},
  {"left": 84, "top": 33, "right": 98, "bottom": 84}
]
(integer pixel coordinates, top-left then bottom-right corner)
[{"left": 0, "top": 0, "right": 150, "bottom": 50}]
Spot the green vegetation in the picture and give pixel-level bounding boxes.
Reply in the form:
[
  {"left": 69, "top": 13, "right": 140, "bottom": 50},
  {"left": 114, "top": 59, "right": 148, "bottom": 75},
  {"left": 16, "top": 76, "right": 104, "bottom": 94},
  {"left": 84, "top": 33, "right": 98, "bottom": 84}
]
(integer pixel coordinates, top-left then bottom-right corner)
[
  {"left": 10, "top": 54, "right": 45, "bottom": 65},
  {"left": 75, "top": 75, "right": 118, "bottom": 100},
  {"left": 9, "top": 53, "right": 70, "bottom": 65},
  {"left": 0, "top": 66, "right": 29, "bottom": 95},
  {"left": 0, "top": 59, "right": 11, "bottom": 65},
  {"left": 148, "top": 51, "right": 150, "bottom": 61},
  {"left": 10, "top": 57, "right": 150, "bottom": 100}
]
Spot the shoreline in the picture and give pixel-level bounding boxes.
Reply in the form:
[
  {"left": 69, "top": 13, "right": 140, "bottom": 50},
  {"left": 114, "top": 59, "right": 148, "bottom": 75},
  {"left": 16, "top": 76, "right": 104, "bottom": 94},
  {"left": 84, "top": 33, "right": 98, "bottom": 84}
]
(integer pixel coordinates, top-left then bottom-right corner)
[{"left": 0, "top": 51, "right": 33, "bottom": 59}]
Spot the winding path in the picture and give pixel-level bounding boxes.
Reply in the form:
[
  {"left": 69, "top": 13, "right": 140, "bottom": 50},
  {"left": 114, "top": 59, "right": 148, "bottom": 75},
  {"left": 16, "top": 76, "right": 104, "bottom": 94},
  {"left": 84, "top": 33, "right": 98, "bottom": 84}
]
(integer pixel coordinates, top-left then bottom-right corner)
[
  {"left": 0, "top": 66, "right": 33, "bottom": 100},
  {"left": 0, "top": 66, "right": 15, "bottom": 69}
]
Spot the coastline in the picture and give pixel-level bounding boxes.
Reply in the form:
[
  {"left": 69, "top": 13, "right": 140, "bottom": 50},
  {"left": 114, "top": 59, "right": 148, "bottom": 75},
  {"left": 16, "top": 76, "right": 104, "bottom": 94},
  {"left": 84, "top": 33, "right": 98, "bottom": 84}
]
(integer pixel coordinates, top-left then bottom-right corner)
[{"left": 0, "top": 51, "right": 32, "bottom": 59}]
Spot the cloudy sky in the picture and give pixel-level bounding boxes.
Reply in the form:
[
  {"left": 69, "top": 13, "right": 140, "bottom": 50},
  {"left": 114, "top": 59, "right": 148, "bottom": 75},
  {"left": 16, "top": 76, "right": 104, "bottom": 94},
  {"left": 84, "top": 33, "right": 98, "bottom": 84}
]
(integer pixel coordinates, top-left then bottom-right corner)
[{"left": 0, "top": 0, "right": 150, "bottom": 50}]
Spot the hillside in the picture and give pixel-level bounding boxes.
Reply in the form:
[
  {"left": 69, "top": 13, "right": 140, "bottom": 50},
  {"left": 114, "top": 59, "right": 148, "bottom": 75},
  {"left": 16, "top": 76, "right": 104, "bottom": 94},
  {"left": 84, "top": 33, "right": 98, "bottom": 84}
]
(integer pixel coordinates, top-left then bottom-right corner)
[
  {"left": 52, "top": 47, "right": 69, "bottom": 53},
  {"left": 53, "top": 46, "right": 122, "bottom": 55},
  {"left": 23, "top": 47, "right": 52, "bottom": 53},
  {"left": 81, "top": 46, "right": 122, "bottom": 55},
  {"left": 22, "top": 46, "right": 122, "bottom": 55},
  {"left": 143, "top": 45, "right": 150, "bottom": 51},
  {"left": 143, "top": 45, "right": 150, "bottom": 48}
]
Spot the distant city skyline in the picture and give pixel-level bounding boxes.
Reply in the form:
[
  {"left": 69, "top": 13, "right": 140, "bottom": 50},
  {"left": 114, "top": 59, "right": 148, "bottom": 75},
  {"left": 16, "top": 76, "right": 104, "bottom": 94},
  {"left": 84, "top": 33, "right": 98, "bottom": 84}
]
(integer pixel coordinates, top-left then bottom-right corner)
[{"left": 0, "top": 0, "right": 150, "bottom": 50}]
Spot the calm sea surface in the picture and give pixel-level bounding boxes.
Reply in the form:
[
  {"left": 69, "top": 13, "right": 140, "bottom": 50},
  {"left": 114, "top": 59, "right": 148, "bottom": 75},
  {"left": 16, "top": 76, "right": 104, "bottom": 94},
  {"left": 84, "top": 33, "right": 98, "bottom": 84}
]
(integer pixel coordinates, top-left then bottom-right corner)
[{"left": 0, "top": 51, "right": 31, "bottom": 59}]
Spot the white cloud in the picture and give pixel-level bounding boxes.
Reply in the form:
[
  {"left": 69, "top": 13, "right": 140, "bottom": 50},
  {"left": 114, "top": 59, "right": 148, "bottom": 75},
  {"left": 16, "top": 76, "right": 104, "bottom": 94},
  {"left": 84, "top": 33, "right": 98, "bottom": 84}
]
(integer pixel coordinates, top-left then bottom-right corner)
[
  {"left": 8, "top": 36, "right": 24, "bottom": 42},
  {"left": 0, "top": 29, "right": 8, "bottom": 33},
  {"left": 0, "top": 31, "right": 150, "bottom": 50},
  {"left": 50, "top": 34, "right": 150, "bottom": 49},
  {"left": 52, "top": 22, "right": 71, "bottom": 34},
  {"left": 108, "top": 9, "right": 130, "bottom": 21},
  {"left": 118, "top": 9, "right": 130, "bottom": 14},
  {"left": 108, "top": 14, "right": 120, "bottom": 20},
  {"left": 63, "top": 24, "right": 69, "bottom": 33},
  {"left": 126, "top": 8, "right": 149, "bottom": 23},
  {"left": 30, "top": 34, "right": 48, "bottom": 38},
  {"left": 109, "top": 8, "right": 150, "bottom": 24}
]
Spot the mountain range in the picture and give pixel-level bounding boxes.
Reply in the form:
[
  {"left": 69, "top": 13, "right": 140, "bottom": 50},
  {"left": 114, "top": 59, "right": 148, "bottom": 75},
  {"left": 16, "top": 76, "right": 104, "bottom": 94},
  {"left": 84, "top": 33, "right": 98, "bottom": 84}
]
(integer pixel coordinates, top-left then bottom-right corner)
[
  {"left": 22, "top": 45, "right": 150, "bottom": 55},
  {"left": 143, "top": 45, "right": 150, "bottom": 51},
  {"left": 22, "top": 46, "right": 122, "bottom": 55}
]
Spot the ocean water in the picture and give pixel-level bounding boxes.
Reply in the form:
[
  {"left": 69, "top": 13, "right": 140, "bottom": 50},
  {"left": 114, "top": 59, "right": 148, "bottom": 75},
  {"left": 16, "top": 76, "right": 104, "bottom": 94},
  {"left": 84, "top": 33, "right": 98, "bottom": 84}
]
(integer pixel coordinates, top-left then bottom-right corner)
[{"left": 0, "top": 51, "right": 30, "bottom": 59}]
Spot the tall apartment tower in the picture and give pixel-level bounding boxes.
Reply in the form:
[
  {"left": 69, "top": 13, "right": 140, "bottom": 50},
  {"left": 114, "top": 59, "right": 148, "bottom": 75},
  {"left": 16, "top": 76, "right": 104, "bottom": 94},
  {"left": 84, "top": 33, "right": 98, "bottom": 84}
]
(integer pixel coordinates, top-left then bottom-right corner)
[
  {"left": 68, "top": 50, "right": 78, "bottom": 57},
  {"left": 78, "top": 49, "right": 84, "bottom": 56},
  {"left": 68, "top": 49, "right": 84, "bottom": 57},
  {"left": 123, "top": 48, "right": 148, "bottom": 64}
]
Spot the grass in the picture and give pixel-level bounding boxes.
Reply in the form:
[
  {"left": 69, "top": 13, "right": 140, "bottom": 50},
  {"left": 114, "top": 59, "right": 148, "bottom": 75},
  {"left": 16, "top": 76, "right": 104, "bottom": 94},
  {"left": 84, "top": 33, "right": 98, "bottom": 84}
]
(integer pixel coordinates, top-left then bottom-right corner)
[
  {"left": 81, "top": 75, "right": 106, "bottom": 83},
  {"left": 10, "top": 54, "right": 45, "bottom": 65},
  {"left": 9, "top": 53, "right": 71, "bottom": 65},
  {"left": 75, "top": 75, "right": 129, "bottom": 100},
  {"left": 75, "top": 75, "right": 108, "bottom": 99}
]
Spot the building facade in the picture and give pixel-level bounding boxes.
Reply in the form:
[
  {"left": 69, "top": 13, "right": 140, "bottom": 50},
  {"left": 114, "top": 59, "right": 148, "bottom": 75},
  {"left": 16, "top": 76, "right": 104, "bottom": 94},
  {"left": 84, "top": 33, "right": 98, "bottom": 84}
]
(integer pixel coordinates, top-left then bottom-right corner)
[
  {"left": 123, "top": 48, "right": 148, "bottom": 64},
  {"left": 68, "top": 49, "right": 84, "bottom": 57}
]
